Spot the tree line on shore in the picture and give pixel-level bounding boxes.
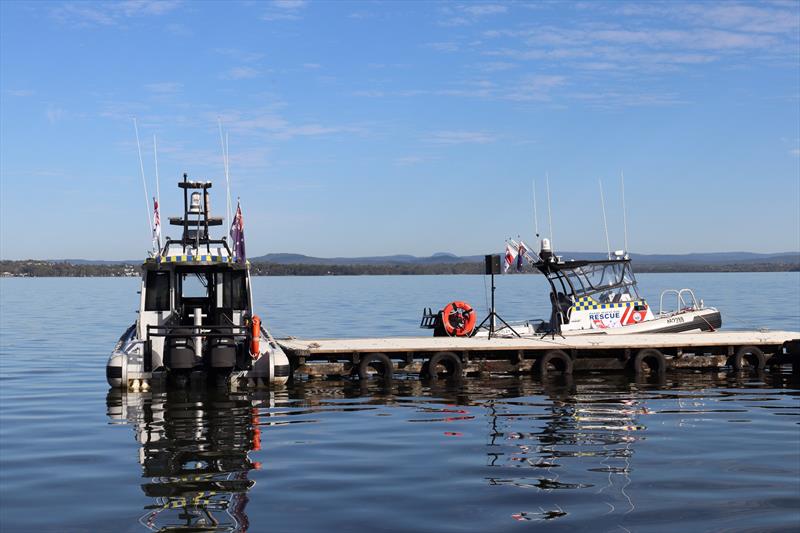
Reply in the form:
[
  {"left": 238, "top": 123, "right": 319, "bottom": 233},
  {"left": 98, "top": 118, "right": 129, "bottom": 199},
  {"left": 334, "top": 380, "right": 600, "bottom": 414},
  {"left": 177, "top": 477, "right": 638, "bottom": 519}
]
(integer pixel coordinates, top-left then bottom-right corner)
[{"left": 1, "top": 259, "right": 798, "bottom": 277}]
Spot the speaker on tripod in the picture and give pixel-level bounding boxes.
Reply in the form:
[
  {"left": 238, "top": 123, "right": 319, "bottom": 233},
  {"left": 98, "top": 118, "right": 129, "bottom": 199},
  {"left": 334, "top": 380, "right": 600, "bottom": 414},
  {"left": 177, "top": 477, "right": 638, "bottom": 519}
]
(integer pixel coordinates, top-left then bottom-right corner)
[{"left": 474, "top": 254, "right": 520, "bottom": 339}]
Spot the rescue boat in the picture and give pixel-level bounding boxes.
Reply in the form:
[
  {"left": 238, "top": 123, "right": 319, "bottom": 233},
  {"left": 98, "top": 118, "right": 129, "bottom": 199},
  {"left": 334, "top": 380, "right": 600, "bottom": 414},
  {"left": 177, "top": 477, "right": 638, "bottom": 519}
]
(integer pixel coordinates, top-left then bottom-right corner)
[
  {"left": 106, "top": 173, "right": 290, "bottom": 390},
  {"left": 423, "top": 239, "right": 722, "bottom": 338}
]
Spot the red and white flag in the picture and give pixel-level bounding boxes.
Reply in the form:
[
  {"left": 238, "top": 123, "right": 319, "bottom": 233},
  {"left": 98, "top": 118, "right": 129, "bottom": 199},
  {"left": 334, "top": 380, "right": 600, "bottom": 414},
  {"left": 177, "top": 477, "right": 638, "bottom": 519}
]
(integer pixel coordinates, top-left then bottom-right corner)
[
  {"left": 152, "top": 197, "right": 161, "bottom": 251},
  {"left": 504, "top": 243, "right": 517, "bottom": 272}
]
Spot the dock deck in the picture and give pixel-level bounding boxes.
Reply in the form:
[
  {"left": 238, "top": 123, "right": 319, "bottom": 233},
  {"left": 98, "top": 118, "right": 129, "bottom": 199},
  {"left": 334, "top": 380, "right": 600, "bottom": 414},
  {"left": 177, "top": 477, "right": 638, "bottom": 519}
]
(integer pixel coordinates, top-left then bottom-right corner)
[{"left": 278, "top": 330, "right": 800, "bottom": 379}]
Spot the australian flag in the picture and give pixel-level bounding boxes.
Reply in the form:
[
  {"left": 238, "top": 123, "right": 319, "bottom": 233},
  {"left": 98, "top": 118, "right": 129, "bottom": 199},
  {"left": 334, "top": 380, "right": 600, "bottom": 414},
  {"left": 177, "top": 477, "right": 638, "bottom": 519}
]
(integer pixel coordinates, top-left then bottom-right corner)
[
  {"left": 230, "top": 200, "right": 246, "bottom": 263},
  {"left": 517, "top": 241, "right": 527, "bottom": 272}
]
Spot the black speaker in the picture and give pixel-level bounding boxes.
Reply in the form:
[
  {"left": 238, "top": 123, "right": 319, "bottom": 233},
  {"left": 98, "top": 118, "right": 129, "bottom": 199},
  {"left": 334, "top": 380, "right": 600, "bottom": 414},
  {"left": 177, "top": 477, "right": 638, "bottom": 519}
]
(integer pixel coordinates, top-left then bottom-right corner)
[{"left": 485, "top": 254, "right": 501, "bottom": 275}]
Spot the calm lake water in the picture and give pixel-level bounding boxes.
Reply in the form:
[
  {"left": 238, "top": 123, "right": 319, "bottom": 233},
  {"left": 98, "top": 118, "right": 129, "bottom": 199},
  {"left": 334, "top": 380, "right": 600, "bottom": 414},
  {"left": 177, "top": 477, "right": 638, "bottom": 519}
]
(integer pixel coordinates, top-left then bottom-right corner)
[{"left": 1, "top": 273, "right": 799, "bottom": 532}]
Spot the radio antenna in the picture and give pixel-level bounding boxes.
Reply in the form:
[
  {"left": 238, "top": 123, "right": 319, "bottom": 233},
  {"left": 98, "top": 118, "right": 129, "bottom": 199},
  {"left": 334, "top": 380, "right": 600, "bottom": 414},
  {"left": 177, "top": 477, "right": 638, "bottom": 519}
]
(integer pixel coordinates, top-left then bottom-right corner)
[
  {"left": 218, "top": 118, "right": 232, "bottom": 230},
  {"left": 152, "top": 135, "right": 161, "bottom": 210},
  {"left": 599, "top": 179, "right": 611, "bottom": 259},
  {"left": 546, "top": 172, "right": 554, "bottom": 250},
  {"left": 532, "top": 178, "right": 540, "bottom": 238},
  {"left": 133, "top": 118, "right": 152, "bottom": 234},
  {"left": 225, "top": 132, "right": 232, "bottom": 229},
  {"left": 152, "top": 134, "right": 162, "bottom": 249},
  {"left": 621, "top": 170, "right": 629, "bottom": 253}
]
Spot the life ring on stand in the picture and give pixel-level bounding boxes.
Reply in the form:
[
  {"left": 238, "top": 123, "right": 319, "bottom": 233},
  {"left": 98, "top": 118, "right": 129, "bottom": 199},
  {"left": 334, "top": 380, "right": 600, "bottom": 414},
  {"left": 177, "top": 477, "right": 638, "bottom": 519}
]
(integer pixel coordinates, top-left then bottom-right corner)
[
  {"left": 441, "top": 301, "right": 477, "bottom": 337},
  {"left": 250, "top": 315, "right": 261, "bottom": 357}
]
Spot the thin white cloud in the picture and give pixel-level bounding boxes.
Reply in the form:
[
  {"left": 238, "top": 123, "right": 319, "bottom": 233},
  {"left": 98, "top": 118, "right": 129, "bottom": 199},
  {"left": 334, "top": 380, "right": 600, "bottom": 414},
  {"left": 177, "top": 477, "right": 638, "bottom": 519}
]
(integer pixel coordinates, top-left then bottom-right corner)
[
  {"left": 426, "top": 42, "right": 460, "bottom": 52},
  {"left": 46, "top": 106, "right": 67, "bottom": 124},
  {"left": 204, "top": 108, "right": 366, "bottom": 141},
  {"left": 221, "top": 67, "right": 260, "bottom": 80},
  {"left": 273, "top": 0, "right": 306, "bottom": 8},
  {"left": 144, "top": 82, "right": 182, "bottom": 94},
  {"left": 51, "top": 0, "right": 182, "bottom": 27},
  {"left": 6, "top": 89, "right": 34, "bottom": 97},
  {"left": 439, "top": 2, "right": 507, "bottom": 26},
  {"left": 504, "top": 75, "right": 567, "bottom": 101},
  {"left": 214, "top": 48, "right": 264, "bottom": 63},
  {"left": 424, "top": 130, "right": 496, "bottom": 145},
  {"left": 263, "top": 0, "right": 307, "bottom": 21},
  {"left": 462, "top": 4, "right": 507, "bottom": 16}
]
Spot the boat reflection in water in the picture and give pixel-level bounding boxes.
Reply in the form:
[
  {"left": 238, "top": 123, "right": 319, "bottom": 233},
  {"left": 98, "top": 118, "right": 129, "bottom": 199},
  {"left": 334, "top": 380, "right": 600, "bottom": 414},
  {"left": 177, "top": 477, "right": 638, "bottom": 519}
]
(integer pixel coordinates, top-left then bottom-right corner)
[{"left": 106, "top": 389, "right": 276, "bottom": 532}]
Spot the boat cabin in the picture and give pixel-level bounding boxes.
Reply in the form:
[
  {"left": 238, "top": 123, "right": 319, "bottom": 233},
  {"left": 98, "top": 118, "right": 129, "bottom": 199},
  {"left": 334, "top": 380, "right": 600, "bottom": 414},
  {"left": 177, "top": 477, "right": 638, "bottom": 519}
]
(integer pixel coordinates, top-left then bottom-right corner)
[
  {"left": 533, "top": 240, "right": 652, "bottom": 332},
  {"left": 137, "top": 174, "right": 254, "bottom": 375}
]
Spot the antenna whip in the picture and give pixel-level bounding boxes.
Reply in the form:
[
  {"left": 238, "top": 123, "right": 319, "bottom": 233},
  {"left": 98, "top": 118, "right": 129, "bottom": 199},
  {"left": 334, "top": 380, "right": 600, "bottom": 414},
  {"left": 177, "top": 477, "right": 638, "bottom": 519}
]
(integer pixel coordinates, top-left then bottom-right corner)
[
  {"left": 218, "top": 118, "right": 232, "bottom": 230},
  {"left": 599, "top": 179, "right": 611, "bottom": 259},
  {"left": 532, "top": 178, "right": 540, "bottom": 238},
  {"left": 621, "top": 170, "right": 629, "bottom": 253},
  {"left": 546, "top": 172, "right": 554, "bottom": 250},
  {"left": 133, "top": 118, "right": 152, "bottom": 234}
]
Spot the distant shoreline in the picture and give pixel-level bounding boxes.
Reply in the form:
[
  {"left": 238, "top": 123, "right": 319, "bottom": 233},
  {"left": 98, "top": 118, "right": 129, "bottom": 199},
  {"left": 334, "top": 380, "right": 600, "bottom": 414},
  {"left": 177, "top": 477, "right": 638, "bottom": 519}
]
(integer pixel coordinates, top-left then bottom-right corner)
[{"left": 1, "top": 260, "right": 797, "bottom": 278}]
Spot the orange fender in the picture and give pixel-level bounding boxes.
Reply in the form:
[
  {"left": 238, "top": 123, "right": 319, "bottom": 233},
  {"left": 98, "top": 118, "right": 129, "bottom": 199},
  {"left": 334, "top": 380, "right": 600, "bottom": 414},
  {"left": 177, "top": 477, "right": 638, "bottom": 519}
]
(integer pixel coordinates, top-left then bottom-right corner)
[{"left": 250, "top": 315, "right": 261, "bottom": 357}]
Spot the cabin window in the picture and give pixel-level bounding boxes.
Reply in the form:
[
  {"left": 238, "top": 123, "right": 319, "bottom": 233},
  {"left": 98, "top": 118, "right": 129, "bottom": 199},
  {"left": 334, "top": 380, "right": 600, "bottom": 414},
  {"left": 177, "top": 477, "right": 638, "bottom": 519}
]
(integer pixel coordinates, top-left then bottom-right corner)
[
  {"left": 221, "top": 271, "right": 247, "bottom": 310},
  {"left": 144, "top": 271, "right": 171, "bottom": 311},
  {"left": 181, "top": 273, "right": 209, "bottom": 298}
]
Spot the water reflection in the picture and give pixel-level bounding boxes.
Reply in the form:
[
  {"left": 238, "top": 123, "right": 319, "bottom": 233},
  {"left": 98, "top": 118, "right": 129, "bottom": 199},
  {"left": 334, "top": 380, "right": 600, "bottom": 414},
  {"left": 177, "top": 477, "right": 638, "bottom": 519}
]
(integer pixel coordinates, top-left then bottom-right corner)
[
  {"left": 107, "top": 371, "right": 799, "bottom": 532},
  {"left": 107, "top": 389, "right": 271, "bottom": 532}
]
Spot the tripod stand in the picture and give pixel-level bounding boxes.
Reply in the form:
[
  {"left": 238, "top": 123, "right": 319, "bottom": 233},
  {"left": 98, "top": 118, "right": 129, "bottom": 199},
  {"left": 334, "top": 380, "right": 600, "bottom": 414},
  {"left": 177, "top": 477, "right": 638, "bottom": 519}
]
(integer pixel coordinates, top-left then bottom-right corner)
[{"left": 473, "top": 270, "right": 520, "bottom": 339}]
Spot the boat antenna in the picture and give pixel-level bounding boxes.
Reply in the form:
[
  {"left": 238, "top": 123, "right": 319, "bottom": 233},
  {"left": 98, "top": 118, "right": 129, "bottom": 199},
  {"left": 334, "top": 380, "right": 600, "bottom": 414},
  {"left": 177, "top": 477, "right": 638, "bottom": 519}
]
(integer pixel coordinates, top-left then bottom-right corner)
[
  {"left": 621, "top": 170, "right": 629, "bottom": 254},
  {"left": 152, "top": 134, "right": 162, "bottom": 250},
  {"left": 599, "top": 178, "right": 611, "bottom": 259},
  {"left": 546, "top": 172, "right": 554, "bottom": 250},
  {"left": 218, "top": 118, "right": 232, "bottom": 231},
  {"left": 226, "top": 132, "right": 232, "bottom": 227},
  {"left": 532, "top": 178, "right": 540, "bottom": 238},
  {"left": 133, "top": 118, "right": 153, "bottom": 234}
]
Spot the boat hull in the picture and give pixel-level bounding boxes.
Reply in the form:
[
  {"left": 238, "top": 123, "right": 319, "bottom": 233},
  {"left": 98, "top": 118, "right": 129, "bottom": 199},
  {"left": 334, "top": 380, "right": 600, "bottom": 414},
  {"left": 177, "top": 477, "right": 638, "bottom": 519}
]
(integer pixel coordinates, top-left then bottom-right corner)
[
  {"left": 475, "top": 308, "right": 722, "bottom": 338},
  {"left": 106, "top": 325, "right": 291, "bottom": 390}
]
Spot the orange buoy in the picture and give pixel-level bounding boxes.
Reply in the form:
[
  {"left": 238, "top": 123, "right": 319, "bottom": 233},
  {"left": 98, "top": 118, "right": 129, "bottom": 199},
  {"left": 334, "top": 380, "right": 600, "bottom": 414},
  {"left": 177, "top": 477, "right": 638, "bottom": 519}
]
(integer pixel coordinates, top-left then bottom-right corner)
[
  {"left": 441, "top": 301, "right": 477, "bottom": 337},
  {"left": 250, "top": 315, "right": 261, "bottom": 357}
]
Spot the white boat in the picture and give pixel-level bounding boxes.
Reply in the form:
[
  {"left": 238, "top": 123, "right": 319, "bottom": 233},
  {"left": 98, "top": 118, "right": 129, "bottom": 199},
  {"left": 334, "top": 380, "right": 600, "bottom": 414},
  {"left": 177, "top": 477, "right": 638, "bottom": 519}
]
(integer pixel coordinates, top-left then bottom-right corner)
[
  {"left": 106, "top": 173, "right": 290, "bottom": 390},
  {"left": 423, "top": 239, "right": 721, "bottom": 338}
]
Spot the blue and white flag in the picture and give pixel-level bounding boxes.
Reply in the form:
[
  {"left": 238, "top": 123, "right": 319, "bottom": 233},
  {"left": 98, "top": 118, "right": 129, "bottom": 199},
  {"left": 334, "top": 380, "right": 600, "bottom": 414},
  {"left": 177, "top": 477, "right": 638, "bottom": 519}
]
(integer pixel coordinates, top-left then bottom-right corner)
[{"left": 230, "top": 200, "right": 246, "bottom": 262}]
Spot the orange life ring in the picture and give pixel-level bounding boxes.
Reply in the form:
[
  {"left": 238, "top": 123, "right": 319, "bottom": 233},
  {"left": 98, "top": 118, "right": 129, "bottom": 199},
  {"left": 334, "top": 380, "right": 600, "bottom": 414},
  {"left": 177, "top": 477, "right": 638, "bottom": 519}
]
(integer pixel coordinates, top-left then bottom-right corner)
[
  {"left": 250, "top": 315, "right": 261, "bottom": 357},
  {"left": 441, "top": 301, "right": 477, "bottom": 337}
]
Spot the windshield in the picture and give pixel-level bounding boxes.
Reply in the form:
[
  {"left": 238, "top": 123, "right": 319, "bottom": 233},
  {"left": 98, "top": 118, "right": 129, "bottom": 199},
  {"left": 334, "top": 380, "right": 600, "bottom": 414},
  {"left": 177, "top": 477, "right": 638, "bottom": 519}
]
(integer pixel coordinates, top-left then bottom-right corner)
[{"left": 559, "top": 261, "right": 640, "bottom": 302}]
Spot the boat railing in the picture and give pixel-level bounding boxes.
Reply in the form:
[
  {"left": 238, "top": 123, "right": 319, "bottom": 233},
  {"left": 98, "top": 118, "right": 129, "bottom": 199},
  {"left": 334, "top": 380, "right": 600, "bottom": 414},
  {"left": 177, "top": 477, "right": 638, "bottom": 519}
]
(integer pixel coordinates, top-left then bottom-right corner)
[
  {"left": 658, "top": 288, "right": 701, "bottom": 317},
  {"left": 146, "top": 324, "right": 249, "bottom": 340}
]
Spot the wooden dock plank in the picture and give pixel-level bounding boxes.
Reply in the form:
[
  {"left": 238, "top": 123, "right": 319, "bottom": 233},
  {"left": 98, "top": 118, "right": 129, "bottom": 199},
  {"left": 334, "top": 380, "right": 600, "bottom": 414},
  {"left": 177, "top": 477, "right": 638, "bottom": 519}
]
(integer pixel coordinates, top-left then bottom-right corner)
[{"left": 278, "top": 330, "right": 799, "bottom": 356}]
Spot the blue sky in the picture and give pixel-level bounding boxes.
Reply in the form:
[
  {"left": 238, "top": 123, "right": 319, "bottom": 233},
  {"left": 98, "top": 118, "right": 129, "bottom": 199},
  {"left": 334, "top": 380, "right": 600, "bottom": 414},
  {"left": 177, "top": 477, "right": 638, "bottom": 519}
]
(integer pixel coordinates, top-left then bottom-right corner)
[{"left": 1, "top": 0, "right": 798, "bottom": 260}]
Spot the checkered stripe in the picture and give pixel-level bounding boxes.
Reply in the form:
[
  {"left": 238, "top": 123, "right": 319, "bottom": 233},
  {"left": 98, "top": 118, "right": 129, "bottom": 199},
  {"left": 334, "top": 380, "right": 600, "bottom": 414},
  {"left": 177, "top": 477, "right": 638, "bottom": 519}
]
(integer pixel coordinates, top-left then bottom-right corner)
[
  {"left": 150, "top": 255, "right": 234, "bottom": 263},
  {"left": 571, "top": 297, "right": 647, "bottom": 311}
]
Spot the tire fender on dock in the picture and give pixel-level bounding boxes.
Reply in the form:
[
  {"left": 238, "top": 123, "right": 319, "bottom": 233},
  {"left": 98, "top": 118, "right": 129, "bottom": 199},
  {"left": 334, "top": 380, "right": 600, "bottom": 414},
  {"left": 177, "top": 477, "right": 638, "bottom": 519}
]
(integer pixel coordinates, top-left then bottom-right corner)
[
  {"left": 731, "top": 345, "right": 765, "bottom": 371},
  {"left": 424, "top": 351, "right": 463, "bottom": 380},
  {"left": 357, "top": 353, "right": 393, "bottom": 380},
  {"left": 631, "top": 348, "right": 667, "bottom": 377},
  {"left": 535, "top": 350, "right": 573, "bottom": 377}
]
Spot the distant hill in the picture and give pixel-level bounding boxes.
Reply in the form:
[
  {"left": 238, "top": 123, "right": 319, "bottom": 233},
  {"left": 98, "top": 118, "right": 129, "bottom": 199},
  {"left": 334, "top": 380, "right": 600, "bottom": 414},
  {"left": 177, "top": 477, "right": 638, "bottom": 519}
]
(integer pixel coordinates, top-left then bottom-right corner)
[
  {"left": 46, "top": 251, "right": 799, "bottom": 267},
  {"left": 249, "top": 251, "right": 799, "bottom": 266},
  {"left": 4, "top": 250, "right": 798, "bottom": 277},
  {"left": 249, "top": 252, "right": 485, "bottom": 265}
]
